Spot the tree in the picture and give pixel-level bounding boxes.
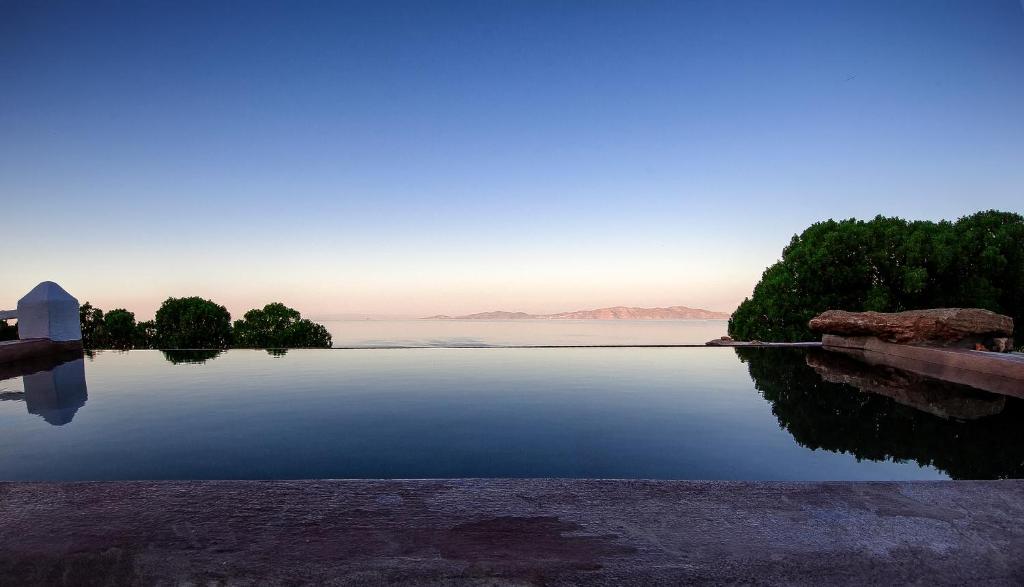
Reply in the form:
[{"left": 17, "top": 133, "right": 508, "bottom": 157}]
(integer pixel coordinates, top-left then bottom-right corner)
[
  {"left": 103, "top": 309, "right": 137, "bottom": 350},
  {"left": 135, "top": 320, "right": 158, "bottom": 349},
  {"left": 729, "top": 210, "right": 1024, "bottom": 341},
  {"left": 0, "top": 320, "right": 16, "bottom": 341},
  {"left": 154, "top": 297, "right": 232, "bottom": 349},
  {"left": 232, "top": 302, "right": 332, "bottom": 348},
  {"left": 79, "top": 302, "right": 106, "bottom": 348}
]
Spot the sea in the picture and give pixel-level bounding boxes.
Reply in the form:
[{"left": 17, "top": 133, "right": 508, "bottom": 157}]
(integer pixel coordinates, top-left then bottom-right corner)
[{"left": 318, "top": 319, "right": 729, "bottom": 347}]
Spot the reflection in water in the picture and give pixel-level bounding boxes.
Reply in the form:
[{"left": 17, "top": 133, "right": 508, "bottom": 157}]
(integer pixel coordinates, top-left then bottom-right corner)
[
  {"left": 266, "top": 348, "right": 288, "bottom": 357},
  {"left": 0, "top": 348, "right": 973, "bottom": 481},
  {"left": 161, "top": 349, "right": 223, "bottom": 364},
  {"left": 0, "top": 355, "right": 88, "bottom": 426},
  {"left": 736, "top": 348, "right": 1024, "bottom": 480},
  {"left": 321, "top": 319, "right": 729, "bottom": 348},
  {"left": 23, "top": 359, "right": 88, "bottom": 425},
  {"left": 806, "top": 351, "right": 1006, "bottom": 421}
]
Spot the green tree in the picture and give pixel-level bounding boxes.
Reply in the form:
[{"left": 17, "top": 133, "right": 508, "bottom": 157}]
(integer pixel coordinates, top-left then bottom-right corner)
[
  {"left": 232, "top": 302, "right": 332, "bottom": 348},
  {"left": 135, "top": 320, "right": 158, "bottom": 349},
  {"left": 729, "top": 211, "right": 1024, "bottom": 341},
  {"left": 79, "top": 302, "right": 106, "bottom": 348},
  {"left": 103, "top": 309, "right": 137, "bottom": 350},
  {"left": 154, "top": 297, "right": 232, "bottom": 349}
]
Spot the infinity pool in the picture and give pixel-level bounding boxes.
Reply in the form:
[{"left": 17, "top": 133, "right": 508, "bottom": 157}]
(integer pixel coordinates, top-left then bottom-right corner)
[{"left": 1, "top": 348, "right": 1020, "bottom": 481}]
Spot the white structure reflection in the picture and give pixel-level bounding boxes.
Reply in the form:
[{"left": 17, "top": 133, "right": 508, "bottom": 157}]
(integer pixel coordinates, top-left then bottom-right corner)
[{"left": 22, "top": 358, "right": 88, "bottom": 425}]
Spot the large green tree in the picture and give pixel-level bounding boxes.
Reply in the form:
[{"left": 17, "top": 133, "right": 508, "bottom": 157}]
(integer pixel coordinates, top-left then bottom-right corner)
[
  {"left": 233, "top": 302, "right": 332, "bottom": 348},
  {"left": 729, "top": 210, "right": 1024, "bottom": 342},
  {"left": 102, "top": 308, "right": 138, "bottom": 350},
  {"left": 154, "top": 297, "right": 233, "bottom": 349}
]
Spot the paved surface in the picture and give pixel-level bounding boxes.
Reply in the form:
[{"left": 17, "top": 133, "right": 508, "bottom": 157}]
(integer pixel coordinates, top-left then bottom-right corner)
[{"left": 1, "top": 479, "right": 1023, "bottom": 585}]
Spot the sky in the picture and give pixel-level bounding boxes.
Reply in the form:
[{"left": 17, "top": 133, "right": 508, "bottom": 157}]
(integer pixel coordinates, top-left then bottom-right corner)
[{"left": 2, "top": 0, "right": 1023, "bottom": 319}]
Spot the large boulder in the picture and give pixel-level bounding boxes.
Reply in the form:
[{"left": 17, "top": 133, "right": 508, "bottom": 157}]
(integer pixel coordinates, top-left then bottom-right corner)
[{"left": 808, "top": 308, "right": 1013, "bottom": 349}]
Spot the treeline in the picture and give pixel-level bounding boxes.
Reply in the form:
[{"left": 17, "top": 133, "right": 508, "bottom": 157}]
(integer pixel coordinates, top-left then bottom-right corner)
[
  {"left": 77, "top": 297, "right": 332, "bottom": 350},
  {"left": 729, "top": 210, "right": 1024, "bottom": 342}
]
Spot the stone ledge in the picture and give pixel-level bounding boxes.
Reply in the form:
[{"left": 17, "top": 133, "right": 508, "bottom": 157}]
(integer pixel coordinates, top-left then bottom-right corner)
[
  {"left": 810, "top": 308, "right": 1014, "bottom": 350},
  {"left": 1, "top": 479, "right": 1023, "bottom": 585},
  {"left": 0, "top": 338, "right": 83, "bottom": 367}
]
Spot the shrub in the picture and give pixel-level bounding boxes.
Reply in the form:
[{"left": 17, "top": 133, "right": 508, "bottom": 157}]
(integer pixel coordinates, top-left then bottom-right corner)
[
  {"left": 233, "top": 302, "right": 332, "bottom": 348},
  {"left": 154, "top": 297, "right": 233, "bottom": 349}
]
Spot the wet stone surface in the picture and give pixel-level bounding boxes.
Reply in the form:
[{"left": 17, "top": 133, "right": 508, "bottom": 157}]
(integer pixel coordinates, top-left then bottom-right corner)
[{"left": 0, "top": 479, "right": 1023, "bottom": 585}]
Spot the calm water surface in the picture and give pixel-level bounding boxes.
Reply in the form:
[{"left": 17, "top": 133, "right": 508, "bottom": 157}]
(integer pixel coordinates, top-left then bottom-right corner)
[
  {"left": 1, "top": 347, "right": 1021, "bottom": 481},
  {"left": 321, "top": 319, "right": 728, "bottom": 347}
]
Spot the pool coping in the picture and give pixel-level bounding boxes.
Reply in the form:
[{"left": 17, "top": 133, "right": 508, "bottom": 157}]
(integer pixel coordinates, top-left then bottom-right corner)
[{"left": 1, "top": 478, "right": 1021, "bottom": 585}]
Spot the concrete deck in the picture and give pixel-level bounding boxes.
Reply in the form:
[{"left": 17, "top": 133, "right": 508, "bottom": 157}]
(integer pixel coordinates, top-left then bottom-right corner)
[{"left": 1, "top": 479, "right": 1022, "bottom": 585}]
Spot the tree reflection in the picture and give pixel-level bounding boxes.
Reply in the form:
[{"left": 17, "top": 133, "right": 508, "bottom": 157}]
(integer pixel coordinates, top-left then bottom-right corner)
[
  {"left": 161, "top": 349, "right": 223, "bottom": 365},
  {"left": 736, "top": 347, "right": 1024, "bottom": 480}
]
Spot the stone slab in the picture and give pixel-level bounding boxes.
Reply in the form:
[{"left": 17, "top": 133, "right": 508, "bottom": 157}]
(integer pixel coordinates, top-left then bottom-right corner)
[
  {"left": 0, "top": 338, "right": 83, "bottom": 367},
  {"left": 1, "top": 479, "right": 1023, "bottom": 585},
  {"left": 809, "top": 308, "right": 1014, "bottom": 349}
]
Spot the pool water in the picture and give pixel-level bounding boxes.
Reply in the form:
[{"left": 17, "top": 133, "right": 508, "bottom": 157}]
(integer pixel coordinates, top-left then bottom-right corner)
[
  {"left": 319, "top": 319, "right": 728, "bottom": 347},
  {"left": 0, "top": 348, "right": 1020, "bottom": 481}
]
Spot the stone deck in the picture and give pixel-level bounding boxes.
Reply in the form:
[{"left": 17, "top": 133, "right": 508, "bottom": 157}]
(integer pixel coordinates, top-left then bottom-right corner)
[{"left": 1, "top": 479, "right": 1022, "bottom": 585}]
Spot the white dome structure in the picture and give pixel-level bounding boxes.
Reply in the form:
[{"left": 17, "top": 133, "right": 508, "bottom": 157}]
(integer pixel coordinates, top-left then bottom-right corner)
[{"left": 16, "top": 281, "right": 82, "bottom": 342}]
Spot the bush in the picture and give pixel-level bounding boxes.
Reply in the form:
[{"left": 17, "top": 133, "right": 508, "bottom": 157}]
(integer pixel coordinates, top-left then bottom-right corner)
[
  {"left": 103, "top": 309, "right": 138, "bottom": 350},
  {"left": 154, "top": 297, "right": 233, "bottom": 349},
  {"left": 233, "top": 302, "right": 332, "bottom": 348},
  {"left": 77, "top": 297, "right": 329, "bottom": 350},
  {"left": 135, "top": 320, "right": 158, "bottom": 349},
  {"left": 79, "top": 302, "right": 106, "bottom": 348},
  {"left": 729, "top": 210, "right": 1024, "bottom": 342}
]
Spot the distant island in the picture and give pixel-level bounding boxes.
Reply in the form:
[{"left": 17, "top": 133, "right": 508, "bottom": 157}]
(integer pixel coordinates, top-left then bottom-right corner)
[{"left": 422, "top": 305, "right": 731, "bottom": 320}]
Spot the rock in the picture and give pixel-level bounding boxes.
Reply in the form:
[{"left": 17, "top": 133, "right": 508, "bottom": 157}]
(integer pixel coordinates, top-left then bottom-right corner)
[
  {"left": 705, "top": 336, "right": 735, "bottom": 346},
  {"left": 991, "top": 338, "right": 1014, "bottom": 353},
  {"left": 809, "top": 308, "right": 1013, "bottom": 350}
]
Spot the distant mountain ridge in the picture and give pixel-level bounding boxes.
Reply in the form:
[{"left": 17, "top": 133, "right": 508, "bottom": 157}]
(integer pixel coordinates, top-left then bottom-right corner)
[{"left": 423, "top": 305, "right": 731, "bottom": 320}]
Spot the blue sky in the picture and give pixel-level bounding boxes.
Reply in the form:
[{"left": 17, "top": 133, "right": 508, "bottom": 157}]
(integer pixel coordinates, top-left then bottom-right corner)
[{"left": 2, "top": 0, "right": 1023, "bottom": 318}]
